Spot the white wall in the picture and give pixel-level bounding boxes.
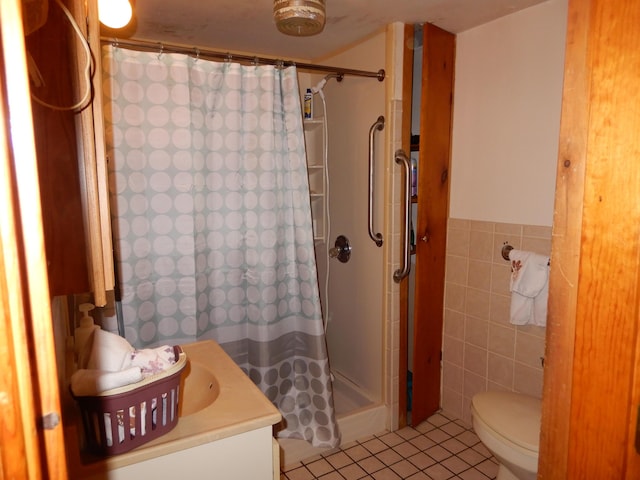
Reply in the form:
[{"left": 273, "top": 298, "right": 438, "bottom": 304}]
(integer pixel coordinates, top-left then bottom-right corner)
[{"left": 450, "top": 0, "right": 568, "bottom": 227}]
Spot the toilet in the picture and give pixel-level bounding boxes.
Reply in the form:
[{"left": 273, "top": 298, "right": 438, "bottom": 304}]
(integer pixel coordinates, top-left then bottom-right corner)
[{"left": 471, "top": 391, "right": 541, "bottom": 480}]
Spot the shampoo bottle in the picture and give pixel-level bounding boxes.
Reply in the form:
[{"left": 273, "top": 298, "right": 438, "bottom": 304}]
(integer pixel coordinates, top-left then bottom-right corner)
[
  {"left": 75, "top": 303, "right": 99, "bottom": 362},
  {"left": 304, "top": 88, "right": 313, "bottom": 119}
]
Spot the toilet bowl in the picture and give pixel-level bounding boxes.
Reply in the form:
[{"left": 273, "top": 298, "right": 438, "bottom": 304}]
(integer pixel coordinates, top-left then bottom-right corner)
[{"left": 471, "top": 391, "right": 541, "bottom": 480}]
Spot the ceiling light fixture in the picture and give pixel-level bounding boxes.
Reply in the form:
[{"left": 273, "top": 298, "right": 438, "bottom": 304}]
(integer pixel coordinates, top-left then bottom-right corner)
[
  {"left": 98, "top": 0, "right": 133, "bottom": 29},
  {"left": 273, "top": 0, "right": 326, "bottom": 37}
]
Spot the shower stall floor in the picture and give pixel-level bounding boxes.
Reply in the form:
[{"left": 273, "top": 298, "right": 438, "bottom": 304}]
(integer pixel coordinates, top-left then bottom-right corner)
[
  {"left": 279, "top": 371, "right": 386, "bottom": 468},
  {"left": 332, "top": 371, "right": 375, "bottom": 415}
]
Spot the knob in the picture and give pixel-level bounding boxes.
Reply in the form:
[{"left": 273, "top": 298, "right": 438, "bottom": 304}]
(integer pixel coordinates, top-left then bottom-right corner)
[{"left": 330, "top": 235, "right": 351, "bottom": 263}]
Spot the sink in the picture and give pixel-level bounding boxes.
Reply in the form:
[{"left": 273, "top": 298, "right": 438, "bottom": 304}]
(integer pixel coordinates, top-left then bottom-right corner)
[
  {"left": 179, "top": 360, "right": 220, "bottom": 416},
  {"left": 67, "top": 340, "right": 282, "bottom": 477}
]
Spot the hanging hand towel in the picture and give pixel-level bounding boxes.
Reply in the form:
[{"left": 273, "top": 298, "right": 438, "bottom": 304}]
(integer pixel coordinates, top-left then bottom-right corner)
[{"left": 509, "top": 249, "right": 550, "bottom": 326}]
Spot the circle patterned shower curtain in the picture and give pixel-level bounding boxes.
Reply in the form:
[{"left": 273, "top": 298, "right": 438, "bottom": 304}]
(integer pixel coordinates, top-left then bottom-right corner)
[{"left": 102, "top": 44, "right": 340, "bottom": 448}]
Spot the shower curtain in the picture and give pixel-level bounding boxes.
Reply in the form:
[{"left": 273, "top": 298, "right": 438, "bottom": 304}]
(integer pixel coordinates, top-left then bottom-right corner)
[{"left": 101, "top": 45, "right": 339, "bottom": 447}]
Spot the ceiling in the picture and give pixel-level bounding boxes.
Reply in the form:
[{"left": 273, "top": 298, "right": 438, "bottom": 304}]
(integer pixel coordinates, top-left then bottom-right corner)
[{"left": 117, "top": 0, "right": 549, "bottom": 61}]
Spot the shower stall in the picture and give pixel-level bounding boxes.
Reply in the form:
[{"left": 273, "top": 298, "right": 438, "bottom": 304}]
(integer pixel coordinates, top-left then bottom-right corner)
[
  {"left": 99, "top": 26, "right": 396, "bottom": 467},
  {"left": 279, "top": 30, "right": 389, "bottom": 466}
]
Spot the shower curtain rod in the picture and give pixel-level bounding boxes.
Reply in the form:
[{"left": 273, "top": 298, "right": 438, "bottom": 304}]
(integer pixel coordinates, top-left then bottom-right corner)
[{"left": 101, "top": 38, "right": 386, "bottom": 81}]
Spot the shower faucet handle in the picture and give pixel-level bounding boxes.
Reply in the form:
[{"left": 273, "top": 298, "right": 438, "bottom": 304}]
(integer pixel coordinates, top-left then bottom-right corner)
[{"left": 330, "top": 235, "right": 351, "bottom": 263}]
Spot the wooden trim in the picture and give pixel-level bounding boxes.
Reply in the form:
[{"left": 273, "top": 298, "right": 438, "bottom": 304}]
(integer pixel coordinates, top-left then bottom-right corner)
[
  {"left": 69, "top": 0, "right": 111, "bottom": 306},
  {"left": 538, "top": 0, "right": 588, "bottom": 475},
  {"left": 0, "top": 0, "right": 68, "bottom": 477},
  {"left": 398, "top": 23, "right": 415, "bottom": 429},
  {"left": 0, "top": 249, "right": 33, "bottom": 478},
  {"left": 87, "top": 0, "right": 115, "bottom": 294},
  {"left": 541, "top": 0, "right": 640, "bottom": 477},
  {"left": 567, "top": 0, "right": 640, "bottom": 475},
  {"left": 0, "top": 39, "right": 39, "bottom": 480}
]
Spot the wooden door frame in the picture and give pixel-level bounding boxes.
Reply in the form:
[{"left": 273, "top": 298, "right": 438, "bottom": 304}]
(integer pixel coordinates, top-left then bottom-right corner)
[
  {"left": 398, "top": 23, "right": 415, "bottom": 430},
  {"left": 0, "top": 0, "right": 68, "bottom": 477},
  {"left": 539, "top": 0, "right": 640, "bottom": 477}
]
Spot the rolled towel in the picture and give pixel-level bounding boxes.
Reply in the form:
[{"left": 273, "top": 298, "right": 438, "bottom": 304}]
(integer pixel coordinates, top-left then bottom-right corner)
[
  {"left": 70, "top": 367, "right": 143, "bottom": 396},
  {"left": 83, "top": 329, "right": 135, "bottom": 372},
  {"left": 131, "top": 345, "right": 177, "bottom": 377}
]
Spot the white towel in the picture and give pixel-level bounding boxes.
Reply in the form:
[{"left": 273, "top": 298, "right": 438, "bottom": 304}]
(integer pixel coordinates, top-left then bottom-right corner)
[
  {"left": 83, "top": 329, "right": 134, "bottom": 372},
  {"left": 508, "top": 249, "right": 550, "bottom": 326},
  {"left": 71, "top": 329, "right": 177, "bottom": 397},
  {"left": 70, "top": 367, "right": 143, "bottom": 396}
]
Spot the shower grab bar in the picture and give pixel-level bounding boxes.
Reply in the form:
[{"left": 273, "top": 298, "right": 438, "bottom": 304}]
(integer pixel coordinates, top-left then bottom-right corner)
[
  {"left": 368, "top": 115, "right": 385, "bottom": 247},
  {"left": 394, "top": 149, "right": 412, "bottom": 283}
]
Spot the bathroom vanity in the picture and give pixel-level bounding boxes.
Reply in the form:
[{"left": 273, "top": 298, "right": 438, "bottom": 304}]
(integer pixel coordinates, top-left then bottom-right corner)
[{"left": 65, "top": 340, "right": 281, "bottom": 480}]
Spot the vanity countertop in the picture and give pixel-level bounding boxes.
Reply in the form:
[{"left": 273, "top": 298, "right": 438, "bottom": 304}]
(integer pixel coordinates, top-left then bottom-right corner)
[{"left": 66, "top": 339, "right": 281, "bottom": 476}]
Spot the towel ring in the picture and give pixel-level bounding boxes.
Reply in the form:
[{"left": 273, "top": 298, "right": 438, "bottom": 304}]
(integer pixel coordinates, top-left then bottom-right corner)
[
  {"left": 502, "top": 243, "right": 513, "bottom": 261},
  {"left": 501, "top": 242, "right": 550, "bottom": 266}
]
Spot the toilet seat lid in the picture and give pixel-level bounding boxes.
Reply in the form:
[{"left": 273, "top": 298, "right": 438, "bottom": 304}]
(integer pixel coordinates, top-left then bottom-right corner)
[{"left": 472, "top": 391, "right": 541, "bottom": 453}]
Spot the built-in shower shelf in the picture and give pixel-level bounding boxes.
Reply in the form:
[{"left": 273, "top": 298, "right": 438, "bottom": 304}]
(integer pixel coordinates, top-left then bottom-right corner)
[
  {"left": 304, "top": 114, "right": 326, "bottom": 243},
  {"left": 304, "top": 118, "right": 324, "bottom": 127}
]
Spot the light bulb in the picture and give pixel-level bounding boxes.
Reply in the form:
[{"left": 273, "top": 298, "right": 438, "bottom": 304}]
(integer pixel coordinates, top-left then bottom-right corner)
[{"left": 98, "top": 0, "right": 132, "bottom": 29}]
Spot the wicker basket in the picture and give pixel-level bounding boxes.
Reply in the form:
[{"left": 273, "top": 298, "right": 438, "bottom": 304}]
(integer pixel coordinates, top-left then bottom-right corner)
[{"left": 72, "top": 345, "right": 187, "bottom": 456}]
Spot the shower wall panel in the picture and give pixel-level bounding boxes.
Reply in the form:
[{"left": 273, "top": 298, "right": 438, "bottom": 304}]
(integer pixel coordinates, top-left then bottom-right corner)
[{"left": 318, "top": 31, "right": 387, "bottom": 402}]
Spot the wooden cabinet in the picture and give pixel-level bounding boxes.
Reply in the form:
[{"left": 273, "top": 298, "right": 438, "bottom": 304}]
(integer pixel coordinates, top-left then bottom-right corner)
[
  {"left": 78, "top": 427, "right": 277, "bottom": 480},
  {"left": 26, "top": 0, "right": 90, "bottom": 295},
  {"left": 25, "top": 0, "right": 113, "bottom": 305}
]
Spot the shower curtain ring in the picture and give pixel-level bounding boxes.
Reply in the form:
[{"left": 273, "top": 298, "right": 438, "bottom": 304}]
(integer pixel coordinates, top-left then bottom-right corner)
[
  {"left": 157, "top": 43, "right": 164, "bottom": 59},
  {"left": 193, "top": 48, "right": 200, "bottom": 62}
]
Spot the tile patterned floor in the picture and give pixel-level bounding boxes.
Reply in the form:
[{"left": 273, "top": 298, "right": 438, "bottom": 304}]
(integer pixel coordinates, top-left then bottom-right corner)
[{"left": 281, "top": 412, "right": 498, "bottom": 480}]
